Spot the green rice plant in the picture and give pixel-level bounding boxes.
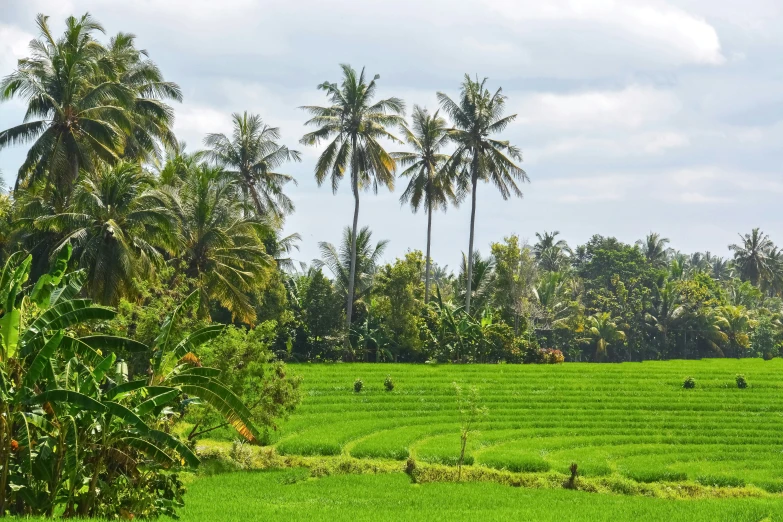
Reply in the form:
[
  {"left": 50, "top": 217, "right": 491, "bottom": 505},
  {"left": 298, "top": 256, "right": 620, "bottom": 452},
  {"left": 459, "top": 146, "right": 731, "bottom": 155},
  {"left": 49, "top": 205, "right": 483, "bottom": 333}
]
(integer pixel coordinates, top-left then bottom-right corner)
[
  {"left": 171, "top": 470, "right": 783, "bottom": 521},
  {"left": 271, "top": 360, "right": 783, "bottom": 490}
]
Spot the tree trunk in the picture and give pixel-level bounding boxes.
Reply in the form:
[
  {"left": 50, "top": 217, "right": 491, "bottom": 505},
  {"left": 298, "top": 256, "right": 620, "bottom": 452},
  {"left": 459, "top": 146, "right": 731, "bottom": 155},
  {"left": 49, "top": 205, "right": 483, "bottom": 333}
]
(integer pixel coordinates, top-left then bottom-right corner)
[
  {"left": 465, "top": 162, "right": 479, "bottom": 315},
  {"left": 345, "top": 142, "right": 360, "bottom": 335},
  {"left": 246, "top": 173, "right": 265, "bottom": 217},
  {"left": 424, "top": 200, "right": 433, "bottom": 304}
]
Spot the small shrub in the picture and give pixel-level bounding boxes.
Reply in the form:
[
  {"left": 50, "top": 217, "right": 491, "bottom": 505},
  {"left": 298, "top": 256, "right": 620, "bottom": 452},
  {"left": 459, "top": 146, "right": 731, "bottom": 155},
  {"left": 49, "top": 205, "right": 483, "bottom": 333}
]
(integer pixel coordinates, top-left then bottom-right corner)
[
  {"left": 384, "top": 375, "right": 395, "bottom": 391},
  {"left": 682, "top": 376, "right": 696, "bottom": 389},
  {"left": 735, "top": 374, "right": 748, "bottom": 389},
  {"left": 354, "top": 378, "right": 364, "bottom": 393},
  {"left": 229, "top": 439, "right": 255, "bottom": 469},
  {"left": 542, "top": 348, "right": 565, "bottom": 364}
]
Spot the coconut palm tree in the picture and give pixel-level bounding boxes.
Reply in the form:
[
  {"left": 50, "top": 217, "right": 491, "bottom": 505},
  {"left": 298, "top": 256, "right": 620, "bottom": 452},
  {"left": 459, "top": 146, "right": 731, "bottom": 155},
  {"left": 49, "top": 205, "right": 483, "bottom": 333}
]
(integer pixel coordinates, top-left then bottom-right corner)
[
  {"left": 533, "top": 231, "right": 572, "bottom": 272},
  {"left": 0, "top": 14, "right": 133, "bottom": 204},
  {"left": 438, "top": 75, "right": 528, "bottom": 313},
  {"left": 300, "top": 64, "right": 404, "bottom": 331},
  {"left": 729, "top": 228, "right": 774, "bottom": 286},
  {"left": 204, "top": 112, "right": 301, "bottom": 223},
  {"left": 710, "top": 256, "right": 732, "bottom": 281},
  {"left": 314, "top": 226, "right": 388, "bottom": 312},
  {"left": 716, "top": 305, "right": 753, "bottom": 358},
  {"left": 582, "top": 312, "right": 626, "bottom": 361},
  {"left": 645, "top": 280, "right": 684, "bottom": 355},
  {"left": 98, "top": 31, "right": 182, "bottom": 162},
  {"left": 393, "top": 106, "right": 457, "bottom": 303},
  {"left": 173, "top": 164, "right": 272, "bottom": 324},
  {"left": 636, "top": 232, "right": 671, "bottom": 267},
  {"left": 457, "top": 250, "right": 495, "bottom": 313},
  {"left": 28, "top": 161, "right": 176, "bottom": 304}
]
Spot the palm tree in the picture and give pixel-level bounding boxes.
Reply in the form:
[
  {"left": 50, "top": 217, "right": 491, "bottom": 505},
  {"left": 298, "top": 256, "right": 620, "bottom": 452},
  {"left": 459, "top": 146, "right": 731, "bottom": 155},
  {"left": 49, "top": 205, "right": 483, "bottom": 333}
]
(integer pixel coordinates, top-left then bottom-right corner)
[
  {"left": 205, "top": 112, "right": 301, "bottom": 223},
  {"left": 438, "top": 75, "right": 528, "bottom": 313},
  {"left": 534, "top": 231, "right": 572, "bottom": 272},
  {"left": 532, "top": 271, "right": 572, "bottom": 331},
  {"left": 314, "top": 226, "right": 388, "bottom": 311},
  {"left": 457, "top": 250, "right": 495, "bottom": 313},
  {"left": 716, "top": 305, "right": 753, "bottom": 358},
  {"left": 645, "top": 280, "right": 683, "bottom": 355},
  {"left": 99, "top": 31, "right": 182, "bottom": 162},
  {"left": 582, "top": 312, "right": 626, "bottom": 361},
  {"left": 393, "top": 106, "right": 456, "bottom": 303},
  {"left": 300, "top": 64, "right": 404, "bottom": 330},
  {"left": 710, "top": 256, "right": 732, "bottom": 281},
  {"left": 729, "top": 228, "right": 774, "bottom": 286},
  {"left": 173, "top": 164, "right": 272, "bottom": 324},
  {"left": 533, "top": 231, "right": 569, "bottom": 258},
  {"left": 28, "top": 161, "right": 175, "bottom": 304},
  {"left": 0, "top": 14, "right": 132, "bottom": 204},
  {"left": 152, "top": 141, "right": 203, "bottom": 186},
  {"left": 636, "top": 232, "right": 671, "bottom": 267}
]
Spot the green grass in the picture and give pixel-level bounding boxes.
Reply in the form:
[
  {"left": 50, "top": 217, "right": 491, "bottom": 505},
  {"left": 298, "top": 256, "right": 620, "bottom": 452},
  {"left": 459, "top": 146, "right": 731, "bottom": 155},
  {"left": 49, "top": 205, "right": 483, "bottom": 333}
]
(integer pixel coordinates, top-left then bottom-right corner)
[
  {"left": 167, "top": 470, "right": 783, "bottom": 521},
  {"left": 272, "top": 359, "right": 783, "bottom": 491}
]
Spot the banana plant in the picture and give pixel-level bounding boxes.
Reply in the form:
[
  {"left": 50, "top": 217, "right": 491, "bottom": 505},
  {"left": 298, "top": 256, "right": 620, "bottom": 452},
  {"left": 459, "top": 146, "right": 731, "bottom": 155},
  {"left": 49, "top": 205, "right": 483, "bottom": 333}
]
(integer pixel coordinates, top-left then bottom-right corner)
[{"left": 0, "top": 249, "right": 262, "bottom": 517}]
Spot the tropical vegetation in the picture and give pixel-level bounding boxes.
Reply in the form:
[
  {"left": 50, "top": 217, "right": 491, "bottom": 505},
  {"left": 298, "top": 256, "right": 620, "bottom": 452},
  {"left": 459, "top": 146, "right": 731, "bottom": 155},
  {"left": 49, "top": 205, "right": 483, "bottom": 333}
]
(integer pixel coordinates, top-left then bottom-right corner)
[{"left": 2, "top": 11, "right": 783, "bottom": 519}]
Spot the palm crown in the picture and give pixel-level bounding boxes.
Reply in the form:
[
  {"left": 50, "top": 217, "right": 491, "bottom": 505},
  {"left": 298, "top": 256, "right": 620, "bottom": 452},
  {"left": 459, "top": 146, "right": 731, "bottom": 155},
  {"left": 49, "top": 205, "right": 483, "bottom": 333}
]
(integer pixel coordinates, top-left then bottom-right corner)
[{"left": 204, "top": 111, "right": 300, "bottom": 223}]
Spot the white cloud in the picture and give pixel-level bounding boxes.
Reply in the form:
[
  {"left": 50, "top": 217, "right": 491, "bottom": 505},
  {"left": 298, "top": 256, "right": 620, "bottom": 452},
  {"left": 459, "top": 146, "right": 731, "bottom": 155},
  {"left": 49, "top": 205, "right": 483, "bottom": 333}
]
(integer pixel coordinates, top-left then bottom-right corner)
[
  {"left": 673, "top": 192, "right": 731, "bottom": 203},
  {"left": 487, "top": 0, "right": 724, "bottom": 65},
  {"left": 0, "top": 24, "right": 33, "bottom": 72},
  {"left": 517, "top": 86, "right": 681, "bottom": 131}
]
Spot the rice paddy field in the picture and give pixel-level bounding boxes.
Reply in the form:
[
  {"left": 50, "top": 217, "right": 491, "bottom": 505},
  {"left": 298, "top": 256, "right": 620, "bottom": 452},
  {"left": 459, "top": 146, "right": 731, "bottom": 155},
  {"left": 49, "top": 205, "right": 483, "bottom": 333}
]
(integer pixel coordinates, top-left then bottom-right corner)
[
  {"left": 167, "top": 470, "right": 783, "bottom": 521},
  {"left": 271, "top": 359, "right": 783, "bottom": 492}
]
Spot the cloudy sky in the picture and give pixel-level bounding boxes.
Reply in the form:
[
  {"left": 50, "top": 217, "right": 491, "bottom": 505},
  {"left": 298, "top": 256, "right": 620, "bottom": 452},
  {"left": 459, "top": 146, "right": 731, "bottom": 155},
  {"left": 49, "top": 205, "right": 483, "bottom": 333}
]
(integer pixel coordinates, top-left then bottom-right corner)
[{"left": 1, "top": 0, "right": 782, "bottom": 269}]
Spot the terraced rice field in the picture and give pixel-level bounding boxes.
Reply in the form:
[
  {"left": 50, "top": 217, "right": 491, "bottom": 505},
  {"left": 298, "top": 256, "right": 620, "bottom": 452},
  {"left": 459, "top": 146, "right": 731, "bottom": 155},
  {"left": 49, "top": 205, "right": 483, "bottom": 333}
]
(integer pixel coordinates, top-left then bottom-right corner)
[
  {"left": 168, "top": 470, "right": 783, "bottom": 521},
  {"left": 273, "top": 359, "right": 783, "bottom": 491}
]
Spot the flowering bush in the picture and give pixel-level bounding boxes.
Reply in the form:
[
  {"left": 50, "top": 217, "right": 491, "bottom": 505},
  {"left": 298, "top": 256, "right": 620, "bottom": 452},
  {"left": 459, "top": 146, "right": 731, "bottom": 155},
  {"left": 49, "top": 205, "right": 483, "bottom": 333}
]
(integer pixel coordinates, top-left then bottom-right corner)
[{"left": 542, "top": 348, "right": 565, "bottom": 364}]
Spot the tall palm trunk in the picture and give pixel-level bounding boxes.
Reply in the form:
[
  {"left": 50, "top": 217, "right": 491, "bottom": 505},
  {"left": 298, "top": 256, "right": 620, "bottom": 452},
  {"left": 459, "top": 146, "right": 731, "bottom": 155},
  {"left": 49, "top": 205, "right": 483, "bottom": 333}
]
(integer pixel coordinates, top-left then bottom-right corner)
[
  {"left": 244, "top": 171, "right": 265, "bottom": 216},
  {"left": 346, "top": 140, "right": 360, "bottom": 332},
  {"left": 465, "top": 157, "right": 479, "bottom": 314},
  {"left": 425, "top": 198, "right": 433, "bottom": 304}
]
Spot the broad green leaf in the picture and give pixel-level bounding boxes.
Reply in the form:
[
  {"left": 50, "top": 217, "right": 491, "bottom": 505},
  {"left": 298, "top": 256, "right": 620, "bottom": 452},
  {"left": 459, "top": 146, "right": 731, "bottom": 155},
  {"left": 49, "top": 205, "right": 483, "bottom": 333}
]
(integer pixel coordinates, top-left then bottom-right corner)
[
  {"left": 172, "top": 325, "right": 224, "bottom": 359},
  {"left": 171, "top": 374, "right": 260, "bottom": 443},
  {"left": 104, "top": 379, "right": 148, "bottom": 401},
  {"left": 0, "top": 252, "right": 29, "bottom": 309},
  {"left": 59, "top": 336, "right": 103, "bottom": 366},
  {"left": 25, "top": 330, "right": 64, "bottom": 386},
  {"left": 30, "top": 243, "right": 71, "bottom": 306},
  {"left": 105, "top": 401, "right": 147, "bottom": 430},
  {"left": 45, "top": 306, "right": 116, "bottom": 331},
  {"left": 80, "top": 335, "right": 149, "bottom": 353},
  {"left": 181, "top": 366, "right": 222, "bottom": 378},
  {"left": 134, "top": 389, "right": 180, "bottom": 417},
  {"left": 152, "top": 289, "right": 199, "bottom": 373},
  {"left": 14, "top": 412, "right": 33, "bottom": 478},
  {"left": 31, "top": 389, "right": 106, "bottom": 413},
  {"left": 0, "top": 304, "right": 22, "bottom": 360},
  {"left": 93, "top": 352, "right": 117, "bottom": 382},
  {"left": 49, "top": 270, "right": 86, "bottom": 307},
  {"left": 146, "top": 429, "right": 199, "bottom": 468},
  {"left": 122, "top": 437, "right": 174, "bottom": 468}
]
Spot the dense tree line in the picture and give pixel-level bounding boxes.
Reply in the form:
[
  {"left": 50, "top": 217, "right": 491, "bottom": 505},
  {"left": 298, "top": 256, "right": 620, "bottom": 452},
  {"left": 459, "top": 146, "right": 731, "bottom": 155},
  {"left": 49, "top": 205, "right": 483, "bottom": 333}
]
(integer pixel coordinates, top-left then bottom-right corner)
[{"left": 1, "top": 12, "right": 781, "bottom": 374}]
